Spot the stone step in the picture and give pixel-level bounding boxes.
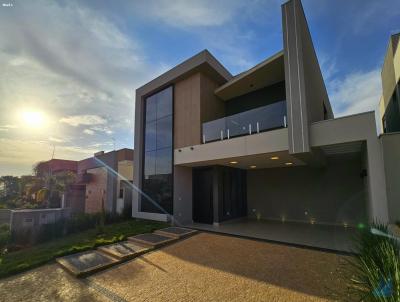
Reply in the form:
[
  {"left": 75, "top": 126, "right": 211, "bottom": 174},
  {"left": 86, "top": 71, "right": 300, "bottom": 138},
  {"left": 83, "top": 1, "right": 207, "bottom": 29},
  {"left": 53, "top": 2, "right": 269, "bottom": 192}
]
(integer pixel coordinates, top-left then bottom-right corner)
[
  {"left": 56, "top": 250, "right": 120, "bottom": 277},
  {"left": 154, "top": 227, "right": 198, "bottom": 239},
  {"left": 127, "top": 232, "right": 177, "bottom": 248},
  {"left": 97, "top": 241, "right": 150, "bottom": 261}
]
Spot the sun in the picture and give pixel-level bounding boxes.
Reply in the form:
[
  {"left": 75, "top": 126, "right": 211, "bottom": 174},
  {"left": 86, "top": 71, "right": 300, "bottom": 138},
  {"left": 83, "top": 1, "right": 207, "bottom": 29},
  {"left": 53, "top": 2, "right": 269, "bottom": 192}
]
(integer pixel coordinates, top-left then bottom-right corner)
[{"left": 20, "top": 110, "right": 47, "bottom": 128}]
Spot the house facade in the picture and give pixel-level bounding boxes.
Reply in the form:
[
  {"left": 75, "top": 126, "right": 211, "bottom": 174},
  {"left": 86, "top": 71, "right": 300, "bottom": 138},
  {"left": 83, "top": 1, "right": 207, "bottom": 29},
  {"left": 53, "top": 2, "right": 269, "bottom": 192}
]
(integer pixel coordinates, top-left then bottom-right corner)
[
  {"left": 76, "top": 148, "right": 134, "bottom": 215},
  {"left": 132, "top": 0, "right": 389, "bottom": 230},
  {"left": 379, "top": 33, "right": 400, "bottom": 223}
]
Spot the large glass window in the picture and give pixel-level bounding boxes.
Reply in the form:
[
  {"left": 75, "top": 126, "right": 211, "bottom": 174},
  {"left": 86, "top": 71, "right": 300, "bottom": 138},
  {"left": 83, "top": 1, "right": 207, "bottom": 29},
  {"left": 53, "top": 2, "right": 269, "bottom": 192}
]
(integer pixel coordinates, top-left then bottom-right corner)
[{"left": 141, "top": 86, "right": 173, "bottom": 214}]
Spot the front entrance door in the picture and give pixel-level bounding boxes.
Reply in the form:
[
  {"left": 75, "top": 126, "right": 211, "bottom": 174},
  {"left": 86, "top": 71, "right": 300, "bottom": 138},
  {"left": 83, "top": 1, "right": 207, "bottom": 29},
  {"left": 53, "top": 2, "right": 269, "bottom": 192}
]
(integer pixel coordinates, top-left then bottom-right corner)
[{"left": 193, "top": 168, "right": 213, "bottom": 224}]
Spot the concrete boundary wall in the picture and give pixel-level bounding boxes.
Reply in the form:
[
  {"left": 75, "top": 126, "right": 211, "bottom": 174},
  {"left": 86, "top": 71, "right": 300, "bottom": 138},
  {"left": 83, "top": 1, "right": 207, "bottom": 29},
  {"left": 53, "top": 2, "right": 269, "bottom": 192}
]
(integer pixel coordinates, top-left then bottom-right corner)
[{"left": 0, "top": 209, "right": 11, "bottom": 225}]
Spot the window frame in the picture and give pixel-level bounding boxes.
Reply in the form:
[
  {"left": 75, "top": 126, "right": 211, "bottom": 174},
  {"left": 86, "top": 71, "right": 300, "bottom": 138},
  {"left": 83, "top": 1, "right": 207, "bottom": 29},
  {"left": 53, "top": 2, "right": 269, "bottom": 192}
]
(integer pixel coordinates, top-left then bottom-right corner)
[{"left": 141, "top": 85, "right": 174, "bottom": 214}]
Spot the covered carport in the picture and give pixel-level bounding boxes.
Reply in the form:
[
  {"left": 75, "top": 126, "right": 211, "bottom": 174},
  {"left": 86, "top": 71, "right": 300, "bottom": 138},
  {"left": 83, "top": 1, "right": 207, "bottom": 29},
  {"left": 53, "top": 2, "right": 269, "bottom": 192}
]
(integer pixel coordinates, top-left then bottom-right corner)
[{"left": 185, "top": 141, "right": 368, "bottom": 253}]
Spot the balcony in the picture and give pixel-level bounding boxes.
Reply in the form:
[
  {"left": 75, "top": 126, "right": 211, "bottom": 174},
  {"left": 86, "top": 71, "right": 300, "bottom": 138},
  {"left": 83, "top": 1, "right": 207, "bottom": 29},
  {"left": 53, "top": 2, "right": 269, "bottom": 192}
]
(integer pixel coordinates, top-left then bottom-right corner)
[{"left": 202, "top": 101, "right": 287, "bottom": 143}]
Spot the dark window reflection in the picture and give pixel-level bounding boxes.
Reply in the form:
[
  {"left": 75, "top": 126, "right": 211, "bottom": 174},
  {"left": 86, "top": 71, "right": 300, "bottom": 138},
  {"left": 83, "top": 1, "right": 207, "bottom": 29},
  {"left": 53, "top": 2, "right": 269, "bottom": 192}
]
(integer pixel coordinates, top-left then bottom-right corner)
[
  {"left": 145, "top": 95, "right": 157, "bottom": 122},
  {"left": 156, "top": 88, "right": 173, "bottom": 119},
  {"left": 156, "top": 148, "right": 172, "bottom": 174},
  {"left": 144, "top": 151, "right": 156, "bottom": 179},
  {"left": 156, "top": 116, "right": 172, "bottom": 149},
  {"left": 142, "top": 86, "right": 173, "bottom": 214},
  {"left": 145, "top": 121, "right": 156, "bottom": 151}
]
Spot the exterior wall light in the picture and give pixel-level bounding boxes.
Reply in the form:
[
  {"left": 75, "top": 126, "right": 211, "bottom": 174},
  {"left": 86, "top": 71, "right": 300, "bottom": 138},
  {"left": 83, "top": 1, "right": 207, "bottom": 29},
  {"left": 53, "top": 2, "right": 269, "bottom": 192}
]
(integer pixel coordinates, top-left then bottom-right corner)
[
  {"left": 250, "top": 165, "right": 257, "bottom": 169},
  {"left": 229, "top": 161, "right": 238, "bottom": 164},
  {"left": 270, "top": 156, "right": 279, "bottom": 160},
  {"left": 285, "top": 162, "right": 293, "bottom": 166}
]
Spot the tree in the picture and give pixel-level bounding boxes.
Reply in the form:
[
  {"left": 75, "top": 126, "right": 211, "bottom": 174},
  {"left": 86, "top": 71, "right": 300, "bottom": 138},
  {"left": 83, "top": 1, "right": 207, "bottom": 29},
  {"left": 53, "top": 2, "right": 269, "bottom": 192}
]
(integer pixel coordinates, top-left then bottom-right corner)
[
  {"left": 47, "top": 171, "right": 76, "bottom": 208},
  {"left": 0, "top": 176, "right": 20, "bottom": 199}
]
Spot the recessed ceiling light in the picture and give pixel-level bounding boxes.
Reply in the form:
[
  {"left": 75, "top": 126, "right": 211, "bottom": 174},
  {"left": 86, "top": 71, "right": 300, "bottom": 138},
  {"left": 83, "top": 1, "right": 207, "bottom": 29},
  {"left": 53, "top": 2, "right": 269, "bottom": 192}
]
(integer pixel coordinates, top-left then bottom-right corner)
[
  {"left": 229, "top": 161, "right": 238, "bottom": 164},
  {"left": 270, "top": 156, "right": 279, "bottom": 160},
  {"left": 250, "top": 165, "right": 256, "bottom": 169},
  {"left": 285, "top": 162, "right": 293, "bottom": 166}
]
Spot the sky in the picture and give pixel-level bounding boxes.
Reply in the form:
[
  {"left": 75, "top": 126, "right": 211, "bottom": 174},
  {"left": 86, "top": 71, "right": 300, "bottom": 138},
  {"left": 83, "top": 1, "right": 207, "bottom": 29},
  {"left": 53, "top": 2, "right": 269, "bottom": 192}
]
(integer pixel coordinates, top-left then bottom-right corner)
[{"left": 0, "top": 0, "right": 399, "bottom": 176}]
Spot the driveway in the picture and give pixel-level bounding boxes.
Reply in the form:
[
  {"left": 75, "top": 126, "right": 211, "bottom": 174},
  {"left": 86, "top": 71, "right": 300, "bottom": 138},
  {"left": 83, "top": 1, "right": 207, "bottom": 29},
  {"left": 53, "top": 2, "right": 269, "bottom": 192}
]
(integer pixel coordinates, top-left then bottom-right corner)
[{"left": 0, "top": 232, "right": 351, "bottom": 302}]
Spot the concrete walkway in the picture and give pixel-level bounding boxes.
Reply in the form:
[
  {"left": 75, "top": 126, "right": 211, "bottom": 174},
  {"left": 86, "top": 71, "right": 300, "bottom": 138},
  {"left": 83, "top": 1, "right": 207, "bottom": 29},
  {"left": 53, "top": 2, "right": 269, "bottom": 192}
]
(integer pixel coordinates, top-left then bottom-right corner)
[{"left": 0, "top": 233, "right": 352, "bottom": 302}]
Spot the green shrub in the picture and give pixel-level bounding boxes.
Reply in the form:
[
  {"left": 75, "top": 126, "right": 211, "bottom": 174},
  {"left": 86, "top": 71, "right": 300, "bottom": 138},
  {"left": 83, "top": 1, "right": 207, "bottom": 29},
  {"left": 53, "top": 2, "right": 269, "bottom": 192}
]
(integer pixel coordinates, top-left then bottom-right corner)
[
  {"left": 0, "top": 223, "right": 9, "bottom": 232},
  {"left": 10, "top": 212, "right": 130, "bottom": 246},
  {"left": 345, "top": 223, "right": 400, "bottom": 301},
  {"left": 0, "top": 224, "right": 10, "bottom": 248},
  {"left": 65, "top": 213, "right": 102, "bottom": 234},
  {"left": 36, "top": 220, "right": 66, "bottom": 243}
]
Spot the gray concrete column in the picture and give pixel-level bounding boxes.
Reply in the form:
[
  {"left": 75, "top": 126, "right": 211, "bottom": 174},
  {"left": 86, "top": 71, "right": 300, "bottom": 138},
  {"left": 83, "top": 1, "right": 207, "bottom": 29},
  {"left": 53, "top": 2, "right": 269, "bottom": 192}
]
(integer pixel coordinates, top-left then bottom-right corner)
[{"left": 366, "top": 137, "right": 389, "bottom": 223}]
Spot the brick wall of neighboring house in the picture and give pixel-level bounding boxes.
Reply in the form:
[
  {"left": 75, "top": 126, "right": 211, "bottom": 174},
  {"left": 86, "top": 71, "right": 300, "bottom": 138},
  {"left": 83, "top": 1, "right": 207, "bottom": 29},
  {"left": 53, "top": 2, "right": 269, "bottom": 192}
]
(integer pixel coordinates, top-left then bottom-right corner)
[
  {"left": 65, "top": 184, "right": 86, "bottom": 213},
  {"left": 85, "top": 167, "right": 108, "bottom": 214}
]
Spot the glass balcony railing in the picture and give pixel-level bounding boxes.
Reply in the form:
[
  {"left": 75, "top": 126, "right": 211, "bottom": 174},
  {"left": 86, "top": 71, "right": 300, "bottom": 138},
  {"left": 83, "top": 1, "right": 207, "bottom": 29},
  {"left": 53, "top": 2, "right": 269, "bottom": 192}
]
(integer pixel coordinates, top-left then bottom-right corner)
[{"left": 202, "top": 100, "right": 287, "bottom": 143}]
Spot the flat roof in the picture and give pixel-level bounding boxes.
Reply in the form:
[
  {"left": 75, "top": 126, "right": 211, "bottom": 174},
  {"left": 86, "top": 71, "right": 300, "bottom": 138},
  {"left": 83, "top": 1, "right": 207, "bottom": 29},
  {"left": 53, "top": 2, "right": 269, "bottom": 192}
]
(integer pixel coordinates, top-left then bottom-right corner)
[{"left": 136, "top": 50, "right": 233, "bottom": 98}]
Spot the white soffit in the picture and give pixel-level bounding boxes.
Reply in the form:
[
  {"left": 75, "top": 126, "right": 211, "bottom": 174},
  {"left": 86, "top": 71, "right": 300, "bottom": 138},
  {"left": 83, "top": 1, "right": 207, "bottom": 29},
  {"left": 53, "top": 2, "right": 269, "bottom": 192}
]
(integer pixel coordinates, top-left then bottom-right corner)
[{"left": 215, "top": 51, "right": 285, "bottom": 100}]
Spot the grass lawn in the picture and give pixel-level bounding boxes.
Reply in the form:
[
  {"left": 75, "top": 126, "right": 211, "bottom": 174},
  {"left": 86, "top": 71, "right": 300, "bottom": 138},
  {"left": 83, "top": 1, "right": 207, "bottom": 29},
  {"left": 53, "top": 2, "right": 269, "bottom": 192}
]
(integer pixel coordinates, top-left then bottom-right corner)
[{"left": 0, "top": 219, "right": 167, "bottom": 279}]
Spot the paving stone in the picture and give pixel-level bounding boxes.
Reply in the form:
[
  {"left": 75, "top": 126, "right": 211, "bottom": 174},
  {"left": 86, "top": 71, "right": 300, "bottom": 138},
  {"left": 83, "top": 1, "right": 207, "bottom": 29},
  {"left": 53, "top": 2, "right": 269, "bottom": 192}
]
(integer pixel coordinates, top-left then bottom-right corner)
[
  {"left": 56, "top": 250, "right": 119, "bottom": 277},
  {"left": 97, "top": 241, "right": 150, "bottom": 260},
  {"left": 154, "top": 227, "right": 198, "bottom": 239},
  {"left": 127, "top": 233, "right": 177, "bottom": 247}
]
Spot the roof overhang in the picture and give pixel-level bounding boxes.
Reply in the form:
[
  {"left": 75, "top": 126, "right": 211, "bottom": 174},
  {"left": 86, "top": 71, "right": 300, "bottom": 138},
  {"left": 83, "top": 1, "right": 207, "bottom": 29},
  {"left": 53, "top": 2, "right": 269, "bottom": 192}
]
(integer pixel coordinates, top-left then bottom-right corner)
[
  {"left": 136, "top": 50, "right": 233, "bottom": 98},
  {"left": 215, "top": 50, "right": 285, "bottom": 101}
]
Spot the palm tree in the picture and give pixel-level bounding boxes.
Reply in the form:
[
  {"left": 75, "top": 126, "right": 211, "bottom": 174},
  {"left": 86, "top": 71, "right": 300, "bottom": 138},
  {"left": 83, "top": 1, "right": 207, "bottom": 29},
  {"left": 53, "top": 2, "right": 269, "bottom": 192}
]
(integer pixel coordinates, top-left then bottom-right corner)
[{"left": 32, "top": 162, "right": 76, "bottom": 208}]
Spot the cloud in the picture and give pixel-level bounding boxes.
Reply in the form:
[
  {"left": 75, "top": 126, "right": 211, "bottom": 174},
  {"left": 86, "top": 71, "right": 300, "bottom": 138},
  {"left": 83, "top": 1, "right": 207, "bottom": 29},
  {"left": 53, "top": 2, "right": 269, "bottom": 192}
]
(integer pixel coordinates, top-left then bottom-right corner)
[
  {"left": 131, "top": 0, "right": 281, "bottom": 28},
  {"left": 350, "top": 0, "right": 400, "bottom": 35},
  {"left": 0, "top": 138, "right": 98, "bottom": 175},
  {"left": 60, "top": 115, "right": 107, "bottom": 127},
  {"left": 83, "top": 129, "right": 95, "bottom": 135},
  {"left": 0, "top": 1, "right": 158, "bottom": 175},
  {"left": 132, "top": 0, "right": 241, "bottom": 27},
  {"left": 318, "top": 52, "right": 337, "bottom": 81},
  {"left": 48, "top": 136, "right": 66, "bottom": 143},
  {"left": 328, "top": 69, "right": 381, "bottom": 117},
  {"left": 128, "top": 0, "right": 282, "bottom": 73}
]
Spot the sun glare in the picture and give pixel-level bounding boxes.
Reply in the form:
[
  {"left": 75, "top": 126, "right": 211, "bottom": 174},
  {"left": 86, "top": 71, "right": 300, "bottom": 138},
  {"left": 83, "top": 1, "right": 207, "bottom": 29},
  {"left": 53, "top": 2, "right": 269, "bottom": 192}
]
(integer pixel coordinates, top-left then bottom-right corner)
[{"left": 20, "top": 110, "right": 47, "bottom": 128}]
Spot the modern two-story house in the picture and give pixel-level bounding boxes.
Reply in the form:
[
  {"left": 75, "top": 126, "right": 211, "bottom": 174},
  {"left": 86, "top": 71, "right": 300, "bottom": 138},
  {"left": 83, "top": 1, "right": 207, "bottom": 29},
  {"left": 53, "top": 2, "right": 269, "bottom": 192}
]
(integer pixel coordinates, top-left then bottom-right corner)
[{"left": 132, "top": 0, "right": 389, "bottom": 251}]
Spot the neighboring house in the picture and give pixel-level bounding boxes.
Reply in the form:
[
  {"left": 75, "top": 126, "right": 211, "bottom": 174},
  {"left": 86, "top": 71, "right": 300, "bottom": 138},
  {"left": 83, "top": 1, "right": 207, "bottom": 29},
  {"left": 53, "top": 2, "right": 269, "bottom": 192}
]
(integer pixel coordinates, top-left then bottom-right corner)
[
  {"left": 36, "top": 159, "right": 78, "bottom": 177},
  {"left": 378, "top": 33, "right": 400, "bottom": 223},
  {"left": 132, "top": 0, "right": 390, "bottom": 230},
  {"left": 35, "top": 149, "right": 134, "bottom": 215},
  {"left": 76, "top": 148, "right": 134, "bottom": 215},
  {"left": 35, "top": 159, "right": 78, "bottom": 206}
]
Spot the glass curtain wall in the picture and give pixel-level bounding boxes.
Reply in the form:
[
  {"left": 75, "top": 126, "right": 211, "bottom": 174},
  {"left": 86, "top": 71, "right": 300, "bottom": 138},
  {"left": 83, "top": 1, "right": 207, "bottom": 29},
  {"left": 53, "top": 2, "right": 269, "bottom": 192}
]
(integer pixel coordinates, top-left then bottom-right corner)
[{"left": 141, "top": 86, "right": 173, "bottom": 214}]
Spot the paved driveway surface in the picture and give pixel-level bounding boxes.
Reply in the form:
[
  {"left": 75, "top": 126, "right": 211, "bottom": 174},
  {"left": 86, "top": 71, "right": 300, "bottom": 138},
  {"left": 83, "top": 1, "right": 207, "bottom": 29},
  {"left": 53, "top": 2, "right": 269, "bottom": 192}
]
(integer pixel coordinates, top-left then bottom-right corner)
[{"left": 0, "top": 233, "right": 351, "bottom": 302}]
